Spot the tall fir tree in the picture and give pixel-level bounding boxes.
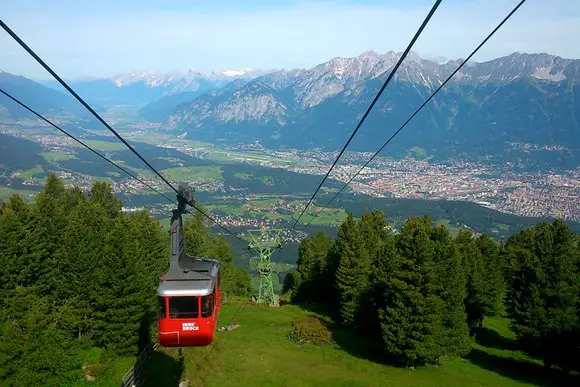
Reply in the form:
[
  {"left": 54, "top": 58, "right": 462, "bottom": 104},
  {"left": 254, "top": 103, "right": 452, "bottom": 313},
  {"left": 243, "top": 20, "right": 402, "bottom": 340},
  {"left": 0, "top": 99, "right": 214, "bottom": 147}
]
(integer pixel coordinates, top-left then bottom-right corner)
[
  {"left": 293, "top": 231, "right": 332, "bottom": 303},
  {"left": 334, "top": 213, "right": 370, "bottom": 327},
  {"left": 382, "top": 216, "right": 443, "bottom": 366},
  {"left": 455, "top": 229, "right": 488, "bottom": 330},
  {"left": 431, "top": 224, "right": 471, "bottom": 357},
  {"left": 475, "top": 234, "right": 505, "bottom": 317},
  {"left": 506, "top": 220, "right": 580, "bottom": 370}
]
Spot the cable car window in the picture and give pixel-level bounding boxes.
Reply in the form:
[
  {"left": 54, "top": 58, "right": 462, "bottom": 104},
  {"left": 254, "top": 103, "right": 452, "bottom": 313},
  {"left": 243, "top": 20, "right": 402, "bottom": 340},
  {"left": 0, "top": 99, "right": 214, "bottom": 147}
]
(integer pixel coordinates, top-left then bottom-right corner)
[
  {"left": 158, "top": 296, "right": 167, "bottom": 319},
  {"left": 201, "top": 294, "right": 213, "bottom": 318},
  {"left": 168, "top": 297, "right": 199, "bottom": 319}
]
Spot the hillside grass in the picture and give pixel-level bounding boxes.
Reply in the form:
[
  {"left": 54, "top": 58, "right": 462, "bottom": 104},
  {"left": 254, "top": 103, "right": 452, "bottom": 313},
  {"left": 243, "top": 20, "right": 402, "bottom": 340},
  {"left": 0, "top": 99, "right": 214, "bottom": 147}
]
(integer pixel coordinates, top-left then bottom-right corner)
[
  {"left": 435, "top": 218, "right": 462, "bottom": 237},
  {"left": 208, "top": 149, "right": 295, "bottom": 165},
  {"left": 14, "top": 165, "right": 44, "bottom": 179},
  {"left": 0, "top": 187, "right": 38, "bottom": 202},
  {"left": 82, "top": 140, "right": 127, "bottom": 151},
  {"left": 307, "top": 207, "right": 349, "bottom": 226},
  {"left": 40, "top": 151, "right": 76, "bottom": 162},
  {"left": 144, "top": 301, "right": 577, "bottom": 386},
  {"left": 161, "top": 166, "right": 223, "bottom": 181}
]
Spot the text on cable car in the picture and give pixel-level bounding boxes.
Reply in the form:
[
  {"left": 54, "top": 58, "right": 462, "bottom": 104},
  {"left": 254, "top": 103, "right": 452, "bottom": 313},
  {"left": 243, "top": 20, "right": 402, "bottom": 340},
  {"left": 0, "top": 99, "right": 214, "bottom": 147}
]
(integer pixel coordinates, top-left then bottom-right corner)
[{"left": 182, "top": 322, "right": 200, "bottom": 331}]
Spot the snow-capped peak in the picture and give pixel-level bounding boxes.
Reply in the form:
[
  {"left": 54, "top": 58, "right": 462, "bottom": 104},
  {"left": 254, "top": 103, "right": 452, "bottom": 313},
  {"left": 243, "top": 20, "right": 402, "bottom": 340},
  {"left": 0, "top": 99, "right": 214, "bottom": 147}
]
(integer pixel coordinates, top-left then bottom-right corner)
[
  {"left": 210, "top": 68, "right": 261, "bottom": 79},
  {"left": 113, "top": 70, "right": 182, "bottom": 87}
]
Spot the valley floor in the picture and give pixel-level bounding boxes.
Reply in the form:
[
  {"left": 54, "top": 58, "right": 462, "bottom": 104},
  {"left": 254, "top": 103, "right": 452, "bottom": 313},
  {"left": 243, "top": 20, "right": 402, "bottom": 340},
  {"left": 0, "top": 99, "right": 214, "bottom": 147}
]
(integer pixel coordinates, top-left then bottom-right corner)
[{"left": 140, "top": 300, "right": 578, "bottom": 387}]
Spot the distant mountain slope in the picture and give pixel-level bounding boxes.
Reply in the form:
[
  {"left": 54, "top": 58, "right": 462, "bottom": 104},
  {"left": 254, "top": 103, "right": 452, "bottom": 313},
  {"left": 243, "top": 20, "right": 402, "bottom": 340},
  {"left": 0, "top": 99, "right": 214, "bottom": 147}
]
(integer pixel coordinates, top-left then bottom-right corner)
[
  {"left": 139, "top": 91, "right": 209, "bottom": 122},
  {"left": 0, "top": 72, "right": 84, "bottom": 118},
  {"left": 166, "top": 52, "right": 580, "bottom": 161},
  {"left": 41, "top": 68, "right": 271, "bottom": 107},
  {"left": 0, "top": 133, "right": 46, "bottom": 171}
]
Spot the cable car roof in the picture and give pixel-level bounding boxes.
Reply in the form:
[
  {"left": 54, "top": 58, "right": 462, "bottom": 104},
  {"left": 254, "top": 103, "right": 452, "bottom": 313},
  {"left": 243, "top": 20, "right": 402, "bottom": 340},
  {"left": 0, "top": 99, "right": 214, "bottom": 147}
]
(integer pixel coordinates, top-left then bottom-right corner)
[
  {"left": 158, "top": 255, "right": 219, "bottom": 297},
  {"left": 158, "top": 278, "right": 215, "bottom": 297}
]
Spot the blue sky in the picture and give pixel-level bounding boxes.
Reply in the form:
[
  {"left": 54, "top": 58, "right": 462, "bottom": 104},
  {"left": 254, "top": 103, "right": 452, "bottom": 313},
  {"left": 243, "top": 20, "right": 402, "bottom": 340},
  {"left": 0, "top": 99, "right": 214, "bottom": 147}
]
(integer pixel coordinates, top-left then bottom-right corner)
[{"left": 1, "top": 0, "right": 579, "bottom": 79}]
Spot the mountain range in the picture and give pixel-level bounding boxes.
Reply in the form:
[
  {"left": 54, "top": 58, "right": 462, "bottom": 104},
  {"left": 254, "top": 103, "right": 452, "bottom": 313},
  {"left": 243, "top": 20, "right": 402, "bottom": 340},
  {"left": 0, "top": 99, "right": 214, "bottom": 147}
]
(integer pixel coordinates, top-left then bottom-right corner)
[
  {"left": 39, "top": 68, "right": 270, "bottom": 107},
  {"left": 1, "top": 51, "right": 579, "bottom": 165},
  {"left": 0, "top": 71, "right": 85, "bottom": 119},
  {"left": 160, "top": 51, "right": 580, "bottom": 161}
]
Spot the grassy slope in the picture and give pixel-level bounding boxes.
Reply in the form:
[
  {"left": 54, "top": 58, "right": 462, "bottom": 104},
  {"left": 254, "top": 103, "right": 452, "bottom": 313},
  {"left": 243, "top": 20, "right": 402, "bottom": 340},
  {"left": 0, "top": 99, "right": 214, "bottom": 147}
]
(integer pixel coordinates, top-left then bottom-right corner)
[
  {"left": 40, "top": 151, "right": 76, "bottom": 162},
  {"left": 161, "top": 166, "right": 223, "bottom": 181},
  {"left": 0, "top": 187, "right": 38, "bottom": 202},
  {"left": 81, "top": 140, "right": 127, "bottom": 151},
  {"left": 144, "top": 301, "right": 577, "bottom": 386},
  {"left": 14, "top": 165, "right": 44, "bottom": 179}
]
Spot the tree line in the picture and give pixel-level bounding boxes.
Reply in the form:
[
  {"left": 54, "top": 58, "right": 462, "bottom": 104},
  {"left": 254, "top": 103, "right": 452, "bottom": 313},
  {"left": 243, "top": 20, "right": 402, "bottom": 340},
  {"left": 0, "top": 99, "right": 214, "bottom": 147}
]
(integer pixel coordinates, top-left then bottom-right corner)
[
  {"left": 286, "top": 211, "right": 580, "bottom": 370},
  {"left": 0, "top": 175, "right": 249, "bottom": 385}
]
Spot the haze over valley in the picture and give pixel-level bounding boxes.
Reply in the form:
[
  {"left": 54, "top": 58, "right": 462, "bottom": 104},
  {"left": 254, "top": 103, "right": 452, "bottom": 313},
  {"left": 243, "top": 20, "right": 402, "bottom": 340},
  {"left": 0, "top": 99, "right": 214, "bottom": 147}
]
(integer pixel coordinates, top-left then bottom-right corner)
[{"left": 1, "top": 50, "right": 578, "bottom": 235}]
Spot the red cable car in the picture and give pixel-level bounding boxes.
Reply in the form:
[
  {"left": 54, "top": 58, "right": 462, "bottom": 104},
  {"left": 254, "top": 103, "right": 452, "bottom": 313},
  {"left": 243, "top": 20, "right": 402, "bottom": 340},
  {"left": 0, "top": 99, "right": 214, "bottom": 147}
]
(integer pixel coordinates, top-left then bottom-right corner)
[{"left": 157, "top": 185, "right": 221, "bottom": 347}]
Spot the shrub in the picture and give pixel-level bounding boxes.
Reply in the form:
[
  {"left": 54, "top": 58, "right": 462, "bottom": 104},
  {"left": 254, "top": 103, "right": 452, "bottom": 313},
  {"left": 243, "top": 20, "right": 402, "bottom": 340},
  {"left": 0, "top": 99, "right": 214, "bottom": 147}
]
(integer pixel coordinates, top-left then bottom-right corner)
[{"left": 288, "top": 317, "right": 333, "bottom": 345}]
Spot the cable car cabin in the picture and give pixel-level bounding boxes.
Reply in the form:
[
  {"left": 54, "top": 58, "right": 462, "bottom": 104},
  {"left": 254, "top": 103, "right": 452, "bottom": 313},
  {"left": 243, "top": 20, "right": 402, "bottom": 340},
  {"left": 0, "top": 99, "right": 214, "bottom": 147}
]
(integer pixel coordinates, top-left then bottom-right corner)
[
  {"left": 157, "top": 183, "right": 221, "bottom": 347},
  {"left": 157, "top": 259, "right": 220, "bottom": 347}
]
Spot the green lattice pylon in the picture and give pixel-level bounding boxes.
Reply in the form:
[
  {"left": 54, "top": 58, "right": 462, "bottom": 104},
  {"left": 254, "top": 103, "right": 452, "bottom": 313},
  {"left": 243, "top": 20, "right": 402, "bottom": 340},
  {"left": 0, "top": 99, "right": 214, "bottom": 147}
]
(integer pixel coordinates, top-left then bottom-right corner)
[{"left": 247, "top": 229, "right": 282, "bottom": 305}]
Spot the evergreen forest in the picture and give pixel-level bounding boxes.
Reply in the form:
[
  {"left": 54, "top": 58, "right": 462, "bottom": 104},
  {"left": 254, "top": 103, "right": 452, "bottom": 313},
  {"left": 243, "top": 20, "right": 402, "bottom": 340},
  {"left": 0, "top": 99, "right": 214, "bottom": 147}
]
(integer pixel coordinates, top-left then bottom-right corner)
[{"left": 0, "top": 176, "right": 579, "bottom": 385}]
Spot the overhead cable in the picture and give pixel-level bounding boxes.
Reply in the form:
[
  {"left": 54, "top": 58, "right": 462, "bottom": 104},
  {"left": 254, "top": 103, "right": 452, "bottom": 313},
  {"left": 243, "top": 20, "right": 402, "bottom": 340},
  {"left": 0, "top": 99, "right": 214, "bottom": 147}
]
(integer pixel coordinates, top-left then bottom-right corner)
[
  {"left": 291, "top": 0, "right": 443, "bottom": 228},
  {"left": 304, "top": 0, "right": 528, "bottom": 226}
]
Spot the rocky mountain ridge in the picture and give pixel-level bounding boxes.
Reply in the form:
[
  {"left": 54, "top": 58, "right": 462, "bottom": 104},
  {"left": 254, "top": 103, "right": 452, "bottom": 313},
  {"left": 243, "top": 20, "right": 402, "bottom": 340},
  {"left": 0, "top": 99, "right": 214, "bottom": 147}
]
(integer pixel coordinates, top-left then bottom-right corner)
[{"left": 159, "top": 51, "right": 579, "bottom": 162}]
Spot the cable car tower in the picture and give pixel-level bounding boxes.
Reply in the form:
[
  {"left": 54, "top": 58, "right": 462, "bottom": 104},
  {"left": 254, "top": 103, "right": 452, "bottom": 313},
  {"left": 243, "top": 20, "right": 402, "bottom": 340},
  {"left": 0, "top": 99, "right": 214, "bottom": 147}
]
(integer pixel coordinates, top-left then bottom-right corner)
[{"left": 247, "top": 229, "right": 282, "bottom": 306}]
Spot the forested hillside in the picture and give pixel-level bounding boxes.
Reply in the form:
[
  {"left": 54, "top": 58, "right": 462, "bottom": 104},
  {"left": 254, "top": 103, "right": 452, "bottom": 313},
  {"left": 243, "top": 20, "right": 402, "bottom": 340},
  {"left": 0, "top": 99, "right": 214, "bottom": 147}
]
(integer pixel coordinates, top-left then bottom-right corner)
[
  {"left": 287, "top": 212, "right": 580, "bottom": 371},
  {"left": 0, "top": 175, "right": 248, "bottom": 385},
  {"left": 1, "top": 176, "right": 579, "bottom": 385}
]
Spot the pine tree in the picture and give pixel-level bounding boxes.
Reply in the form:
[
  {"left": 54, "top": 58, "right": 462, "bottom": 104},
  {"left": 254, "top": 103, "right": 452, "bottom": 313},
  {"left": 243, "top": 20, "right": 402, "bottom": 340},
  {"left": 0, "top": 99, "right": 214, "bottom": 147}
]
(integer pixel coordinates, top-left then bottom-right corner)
[
  {"left": 22, "top": 177, "right": 67, "bottom": 293},
  {"left": 380, "top": 216, "right": 443, "bottom": 366},
  {"left": 0, "top": 201, "right": 29, "bottom": 292},
  {"left": 0, "top": 175, "right": 172, "bottom": 383},
  {"left": 358, "top": 210, "right": 388, "bottom": 259},
  {"left": 0, "top": 287, "right": 80, "bottom": 386},
  {"left": 357, "top": 210, "right": 388, "bottom": 333},
  {"left": 475, "top": 234, "right": 505, "bottom": 317},
  {"left": 431, "top": 225, "right": 471, "bottom": 357},
  {"left": 334, "top": 213, "right": 370, "bottom": 327},
  {"left": 89, "top": 181, "right": 122, "bottom": 217},
  {"left": 455, "top": 229, "right": 487, "bottom": 330},
  {"left": 293, "top": 231, "right": 332, "bottom": 302},
  {"left": 184, "top": 212, "right": 210, "bottom": 255},
  {"left": 231, "top": 267, "right": 251, "bottom": 296},
  {"left": 506, "top": 220, "right": 580, "bottom": 370}
]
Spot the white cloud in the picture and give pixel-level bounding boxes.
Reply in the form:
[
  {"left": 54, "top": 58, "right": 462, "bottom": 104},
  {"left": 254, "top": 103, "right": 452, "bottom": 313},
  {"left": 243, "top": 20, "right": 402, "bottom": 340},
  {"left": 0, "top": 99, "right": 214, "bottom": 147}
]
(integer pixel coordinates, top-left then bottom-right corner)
[{"left": 1, "top": 0, "right": 579, "bottom": 79}]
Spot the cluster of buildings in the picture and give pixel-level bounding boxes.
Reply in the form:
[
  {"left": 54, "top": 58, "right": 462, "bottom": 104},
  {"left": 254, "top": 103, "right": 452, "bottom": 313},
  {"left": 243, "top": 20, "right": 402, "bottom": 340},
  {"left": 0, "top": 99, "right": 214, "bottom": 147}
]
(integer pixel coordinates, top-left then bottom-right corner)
[{"left": 3, "top": 126, "right": 578, "bottom": 223}]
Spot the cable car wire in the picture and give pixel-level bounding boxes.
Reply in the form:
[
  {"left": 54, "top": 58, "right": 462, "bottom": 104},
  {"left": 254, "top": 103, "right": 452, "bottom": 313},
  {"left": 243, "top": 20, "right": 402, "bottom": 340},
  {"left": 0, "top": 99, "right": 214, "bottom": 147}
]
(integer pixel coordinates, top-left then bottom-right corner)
[
  {"left": 0, "top": 87, "right": 177, "bottom": 205},
  {"left": 303, "top": 0, "right": 528, "bottom": 227},
  {"left": 290, "top": 0, "right": 443, "bottom": 229},
  {"left": 0, "top": 19, "right": 180, "bottom": 197},
  {"left": 0, "top": 19, "right": 252, "bottom": 246}
]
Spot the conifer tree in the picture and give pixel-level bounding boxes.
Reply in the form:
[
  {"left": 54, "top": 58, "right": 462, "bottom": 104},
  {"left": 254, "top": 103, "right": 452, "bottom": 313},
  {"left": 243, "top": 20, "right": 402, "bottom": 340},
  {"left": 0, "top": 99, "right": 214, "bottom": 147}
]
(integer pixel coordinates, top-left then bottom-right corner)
[
  {"left": 23, "top": 175, "right": 67, "bottom": 293},
  {"left": 0, "top": 203, "right": 28, "bottom": 292},
  {"left": 382, "top": 216, "right": 442, "bottom": 366},
  {"left": 357, "top": 210, "right": 388, "bottom": 332},
  {"left": 455, "top": 229, "right": 487, "bottom": 330},
  {"left": 475, "top": 234, "right": 505, "bottom": 317},
  {"left": 293, "top": 231, "right": 332, "bottom": 302},
  {"left": 431, "top": 225, "right": 471, "bottom": 357},
  {"left": 358, "top": 210, "right": 388, "bottom": 260},
  {"left": 90, "top": 181, "right": 122, "bottom": 217},
  {"left": 334, "top": 213, "right": 370, "bottom": 327},
  {"left": 506, "top": 220, "right": 580, "bottom": 370},
  {"left": 0, "top": 175, "right": 171, "bottom": 383}
]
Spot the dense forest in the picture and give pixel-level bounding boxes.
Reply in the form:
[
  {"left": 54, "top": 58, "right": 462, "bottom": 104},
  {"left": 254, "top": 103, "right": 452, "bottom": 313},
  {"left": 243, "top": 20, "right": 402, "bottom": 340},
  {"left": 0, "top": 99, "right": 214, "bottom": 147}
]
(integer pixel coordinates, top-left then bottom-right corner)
[
  {"left": 0, "top": 175, "right": 249, "bottom": 385},
  {"left": 1, "top": 175, "right": 579, "bottom": 384},
  {"left": 286, "top": 211, "right": 580, "bottom": 371}
]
